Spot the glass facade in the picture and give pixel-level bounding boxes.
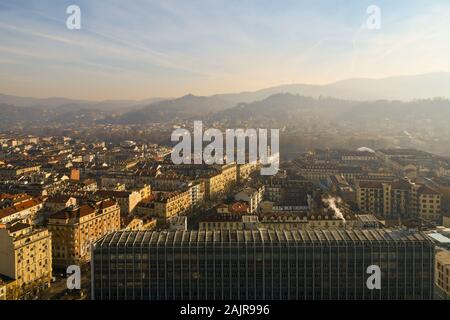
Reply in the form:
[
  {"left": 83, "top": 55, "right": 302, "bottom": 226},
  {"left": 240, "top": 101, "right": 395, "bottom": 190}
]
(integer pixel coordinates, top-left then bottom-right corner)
[{"left": 92, "top": 229, "right": 434, "bottom": 300}]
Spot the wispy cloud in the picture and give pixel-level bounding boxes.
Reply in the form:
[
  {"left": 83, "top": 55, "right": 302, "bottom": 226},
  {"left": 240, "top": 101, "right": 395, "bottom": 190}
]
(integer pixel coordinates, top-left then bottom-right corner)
[{"left": 0, "top": 0, "right": 449, "bottom": 99}]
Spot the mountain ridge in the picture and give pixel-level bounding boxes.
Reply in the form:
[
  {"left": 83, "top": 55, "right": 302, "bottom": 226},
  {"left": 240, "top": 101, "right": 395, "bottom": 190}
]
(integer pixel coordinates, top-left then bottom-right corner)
[{"left": 2, "top": 72, "right": 450, "bottom": 108}]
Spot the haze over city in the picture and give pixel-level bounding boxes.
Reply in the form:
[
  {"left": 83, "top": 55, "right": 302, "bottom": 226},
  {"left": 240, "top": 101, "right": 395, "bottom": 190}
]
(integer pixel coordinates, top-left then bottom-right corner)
[
  {"left": 2, "top": 0, "right": 450, "bottom": 307},
  {"left": 1, "top": 0, "right": 450, "bottom": 100}
]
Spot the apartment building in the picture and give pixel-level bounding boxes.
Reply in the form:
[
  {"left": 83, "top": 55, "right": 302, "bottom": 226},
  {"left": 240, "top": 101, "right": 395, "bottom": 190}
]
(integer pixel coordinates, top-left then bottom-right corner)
[
  {"left": 0, "top": 164, "right": 41, "bottom": 179},
  {"left": 0, "top": 275, "right": 16, "bottom": 300},
  {"left": 200, "top": 210, "right": 356, "bottom": 231},
  {"left": 234, "top": 186, "right": 265, "bottom": 213},
  {"left": 202, "top": 164, "right": 237, "bottom": 200},
  {"left": 134, "top": 195, "right": 156, "bottom": 216},
  {"left": 44, "top": 195, "right": 77, "bottom": 212},
  {"left": 96, "top": 186, "right": 150, "bottom": 216},
  {"left": 0, "top": 193, "right": 33, "bottom": 209},
  {"left": 202, "top": 174, "right": 224, "bottom": 200},
  {"left": 259, "top": 211, "right": 355, "bottom": 230},
  {"left": 237, "top": 162, "right": 259, "bottom": 182},
  {"left": 435, "top": 249, "right": 450, "bottom": 299},
  {"left": 199, "top": 213, "right": 246, "bottom": 231},
  {"left": 219, "top": 163, "right": 237, "bottom": 188},
  {"left": 0, "top": 222, "right": 52, "bottom": 299},
  {"left": 0, "top": 279, "right": 5, "bottom": 300},
  {"left": 417, "top": 185, "right": 442, "bottom": 222},
  {"left": 264, "top": 178, "right": 314, "bottom": 205},
  {"left": 124, "top": 217, "right": 157, "bottom": 231},
  {"left": 47, "top": 199, "right": 120, "bottom": 269},
  {"left": 154, "top": 190, "right": 192, "bottom": 220},
  {"left": 294, "top": 162, "right": 363, "bottom": 183},
  {"left": 0, "top": 194, "right": 43, "bottom": 224},
  {"left": 357, "top": 180, "right": 441, "bottom": 222},
  {"left": 216, "top": 202, "right": 249, "bottom": 215},
  {"left": 340, "top": 151, "right": 378, "bottom": 162},
  {"left": 187, "top": 180, "right": 205, "bottom": 208}
]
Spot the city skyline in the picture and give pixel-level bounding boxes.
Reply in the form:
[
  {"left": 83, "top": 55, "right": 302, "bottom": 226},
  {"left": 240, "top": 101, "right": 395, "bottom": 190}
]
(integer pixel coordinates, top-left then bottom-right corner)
[
  {"left": 2, "top": 0, "right": 450, "bottom": 305},
  {"left": 1, "top": 0, "right": 450, "bottom": 100}
]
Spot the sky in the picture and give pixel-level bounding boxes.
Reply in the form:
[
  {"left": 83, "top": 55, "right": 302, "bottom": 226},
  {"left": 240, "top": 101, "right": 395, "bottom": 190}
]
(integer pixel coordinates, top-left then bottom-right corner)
[{"left": 1, "top": 0, "right": 450, "bottom": 100}]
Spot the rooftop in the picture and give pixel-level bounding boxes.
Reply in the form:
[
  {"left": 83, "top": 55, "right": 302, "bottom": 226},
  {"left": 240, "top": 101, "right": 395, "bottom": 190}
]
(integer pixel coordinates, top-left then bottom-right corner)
[{"left": 94, "top": 229, "right": 432, "bottom": 248}]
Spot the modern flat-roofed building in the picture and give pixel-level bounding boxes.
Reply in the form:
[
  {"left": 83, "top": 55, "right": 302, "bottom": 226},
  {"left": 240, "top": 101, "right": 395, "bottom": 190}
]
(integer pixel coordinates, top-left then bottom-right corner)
[{"left": 92, "top": 229, "right": 434, "bottom": 300}]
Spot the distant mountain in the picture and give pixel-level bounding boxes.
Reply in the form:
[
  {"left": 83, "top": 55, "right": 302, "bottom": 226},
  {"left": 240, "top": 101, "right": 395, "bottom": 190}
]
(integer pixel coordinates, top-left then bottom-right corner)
[
  {"left": 0, "top": 102, "right": 113, "bottom": 128},
  {"left": 214, "top": 72, "right": 450, "bottom": 102},
  {"left": 91, "top": 98, "right": 166, "bottom": 112},
  {"left": 2, "top": 91, "right": 450, "bottom": 130},
  {"left": 2, "top": 72, "right": 450, "bottom": 128},
  {"left": 213, "top": 92, "right": 450, "bottom": 126},
  {"left": 0, "top": 94, "right": 166, "bottom": 113},
  {"left": 0, "top": 94, "right": 89, "bottom": 108},
  {"left": 212, "top": 93, "right": 357, "bottom": 124},
  {"left": 0, "top": 103, "right": 42, "bottom": 127},
  {"left": 113, "top": 94, "right": 235, "bottom": 124}
]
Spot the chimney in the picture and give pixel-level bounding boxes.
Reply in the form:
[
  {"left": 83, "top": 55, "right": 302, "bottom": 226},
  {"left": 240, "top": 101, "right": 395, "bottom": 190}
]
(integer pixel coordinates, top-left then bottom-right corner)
[{"left": 71, "top": 168, "right": 80, "bottom": 181}]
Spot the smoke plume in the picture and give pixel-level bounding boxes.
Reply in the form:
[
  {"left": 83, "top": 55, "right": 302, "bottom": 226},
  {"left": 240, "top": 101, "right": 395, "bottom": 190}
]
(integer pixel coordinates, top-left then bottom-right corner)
[{"left": 322, "top": 196, "right": 346, "bottom": 223}]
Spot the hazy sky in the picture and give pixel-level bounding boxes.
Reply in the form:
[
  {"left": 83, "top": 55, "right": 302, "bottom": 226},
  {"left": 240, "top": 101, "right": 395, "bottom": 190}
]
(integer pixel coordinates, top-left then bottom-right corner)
[{"left": 1, "top": 0, "right": 450, "bottom": 100}]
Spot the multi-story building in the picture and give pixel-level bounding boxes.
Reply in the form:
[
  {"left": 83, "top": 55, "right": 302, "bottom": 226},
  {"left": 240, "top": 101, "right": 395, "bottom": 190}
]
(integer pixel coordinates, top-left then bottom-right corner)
[
  {"left": 92, "top": 229, "right": 434, "bottom": 300},
  {"left": 0, "top": 222, "right": 52, "bottom": 299},
  {"left": 0, "top": 279, "right": 5, "bottom": 300},
  {"left": 377, "top": 149, "right": 433, "bottom": 178},
  {"left": 199, "top": 213, "right": 247, "bottom": 231},
  {"left": 101, "top": 174, "right": 136, "bottom": 190},
  {"left": 234, "top": 186, "right": 265, "bottom": 213},
  {"left": 259, "top": 211, "right": 355, "bottom": 230},
  {"left": 134, "top": 196, "right": 156, "bottom": 216},
  {"left": 47, "top": 199, "right": 120, "bottom": 269},
  {"left": 96, "top": 188, "right": 148, "bottom": 216},
  {"left": 187, "top": 181, "right": 205, "bottom": 208},
  {"left": 44, "top": 195, "right": 77, "bottom": 213},
  {"left": 199, "top": 209, "right": 358, "bottom": 231},
  {"left": 293, "top": 162, "right": 363, "bottom": 183},
  {"left": 237, "top": 162, "right": 259, "bottom": 182},
  {"left": 357, "top": 180, "right": 442, "bottom": 222},
  {"left": 417, "top": 185, "right": 442, "bottom": 222},
  {"left": 154, "top": 190, "right": 192, "bottom": 220},
  {"left": 216, "top": 202, "right": 249, "bottom": 215},
  {"left": 124, "top": 217, "right": 157, "bottom": 231},
  {"left": 0, "top": 164, "right": 41, "bottom": 179},
  {"left": 435, "top": 249, "right": 450, "bottom": 299},
  {"left": 202, "top": 164, "right": 237, "bottom": 200},
  {"left": 0, "top": 275, "right": 15, "bottom": 300},
  {"left": 219, "top": 163, "right": 237, "bottom": 189},
  {"left": 202, "top": 173, "right": 223, "bottom": 200},
  {"left": 264, "top": 178, "right": 313, "bottom": 205},
  {"left": 340, "top": 151, "right": 378, "bottom": 162},
  {"left": 0, "top": 194, "right": 43, "bottom": 224},
  {"left": 327, "top": 175, "right": 352, "bottom": 193},
  {"left": 0, "top": 193, "right": 33, "bottom": 209}
]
